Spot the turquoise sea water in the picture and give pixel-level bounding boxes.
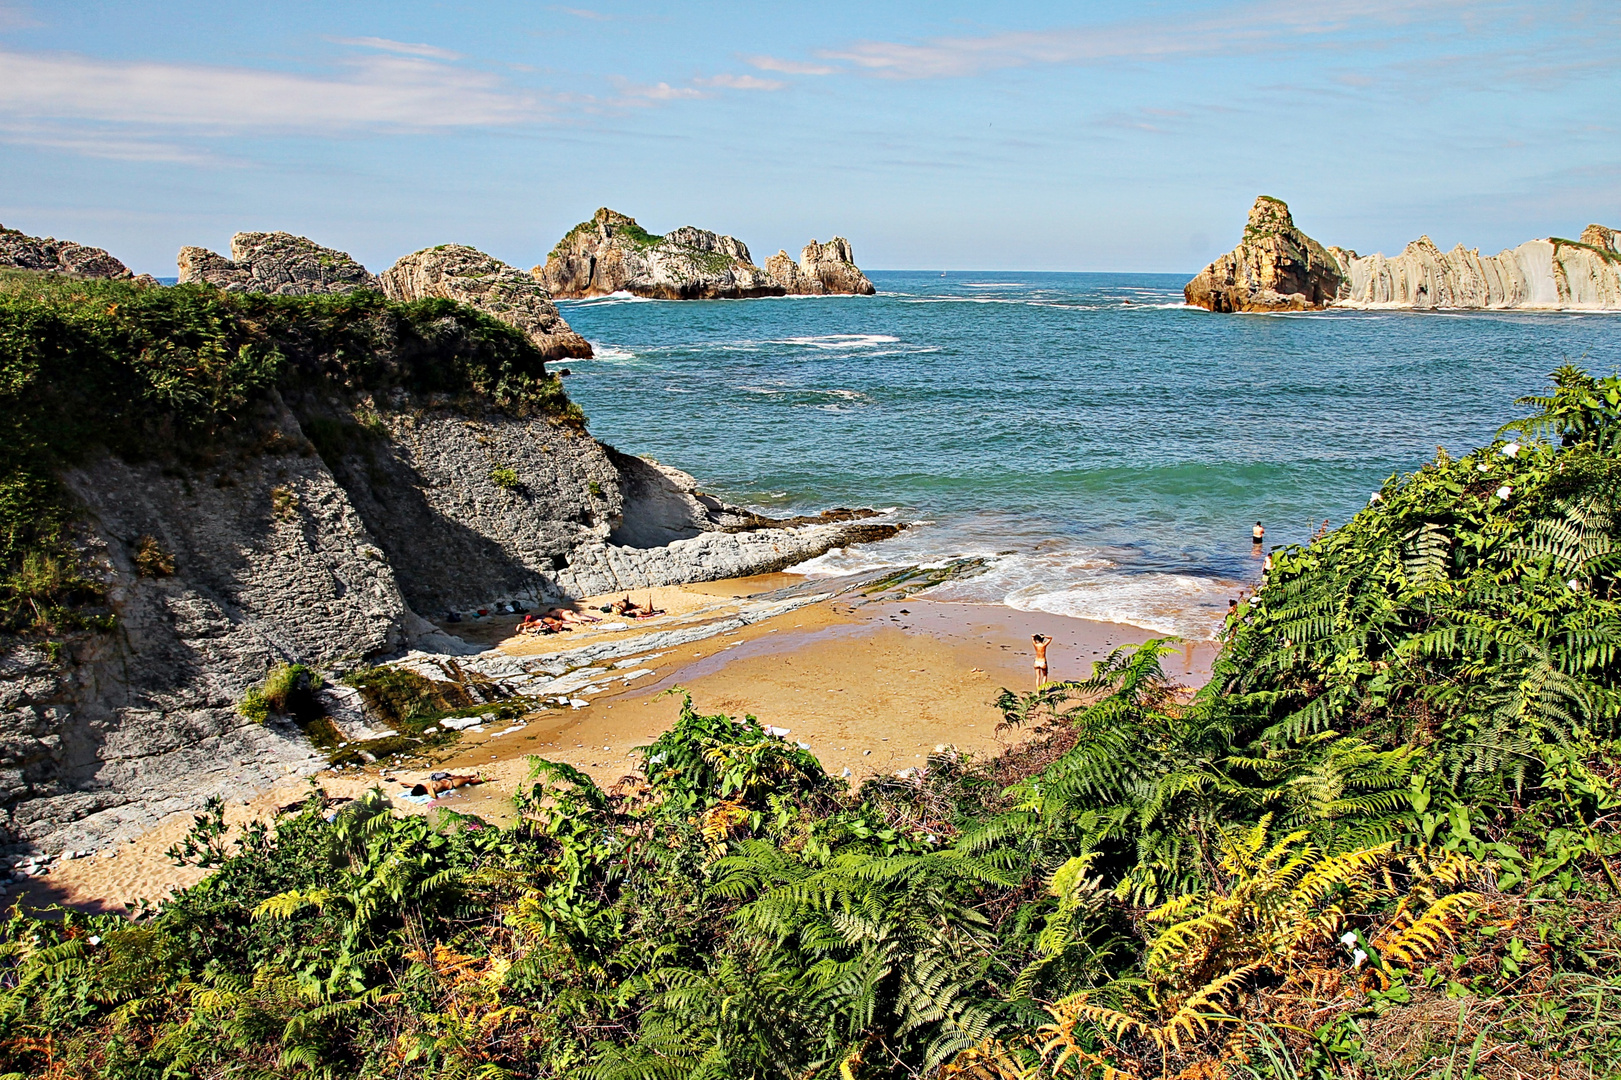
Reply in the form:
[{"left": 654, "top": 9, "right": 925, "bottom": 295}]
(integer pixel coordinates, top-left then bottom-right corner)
[{"left": 558, "top": 272, "right": 1621, "bottom": 639}]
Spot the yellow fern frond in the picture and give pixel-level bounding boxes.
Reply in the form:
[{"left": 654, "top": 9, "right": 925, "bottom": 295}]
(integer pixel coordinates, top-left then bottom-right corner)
[
  {"left": 1290, "top": 843, "right": 1395, "bottom": 907},
  {"left": 1145, "top": 911, "right": 1236, "bottom": 973},
  {"left": 700, "top": 799, "right": 749, "bottom": 841},
  {"left": 252, "top": 888, "right": 334, "bottom": 921},
  {"left": 1374, "top": 892, "right": 1479, "bottom": 967}
]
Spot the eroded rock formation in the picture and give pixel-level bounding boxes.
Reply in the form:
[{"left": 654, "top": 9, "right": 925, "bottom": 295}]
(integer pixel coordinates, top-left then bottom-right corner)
[
  {"left": 0, "top": 224, "right": 131, "bottom": 279},
  {"left": 1187, "top": 197, "right": 1621, "bottom": 312},
  {"left": 1183, "top": 197, "right": 1347, "bottom": 312},
  {"left": 534, "top": 208, "right": 785, "bottom": 300},
  {"left": 765, "top": 237, "right": 876, "bottom": 296},
  {"left": 380, "top": 244, "right": 592, "bottom": 362},
  {"left": 178, "top": 232, "right": 380, "bottom": 295}
]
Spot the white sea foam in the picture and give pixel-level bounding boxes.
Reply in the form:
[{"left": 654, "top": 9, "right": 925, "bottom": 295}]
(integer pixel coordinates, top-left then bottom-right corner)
[
  {"left": 772, "top": 333, "right": 901, "bottom": 349},
  {"left": 588, "top": 345, "right": 637, "bottom": 360},
  {"left": 789, "top": 527, "right": 1239, "bottom": 641}
]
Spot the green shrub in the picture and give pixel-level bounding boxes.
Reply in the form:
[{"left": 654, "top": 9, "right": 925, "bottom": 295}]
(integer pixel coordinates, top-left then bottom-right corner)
[
  {"left": 488, "top": 465, "right": 521, "bottom": 490},
  {"left": 132, "top": 534, "right": 174, "bottom": 577},
  {"left": 237, "top": 686, "right": 269, "bottom": 724}
]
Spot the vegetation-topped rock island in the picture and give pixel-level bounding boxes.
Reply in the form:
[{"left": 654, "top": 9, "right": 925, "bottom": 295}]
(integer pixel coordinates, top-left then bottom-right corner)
[
  {"left": 1188, "top": 195, "right": 1621, "bottom": 312},
  {"left": 534, "top": 208, "right": 878, "bottom": 300}
]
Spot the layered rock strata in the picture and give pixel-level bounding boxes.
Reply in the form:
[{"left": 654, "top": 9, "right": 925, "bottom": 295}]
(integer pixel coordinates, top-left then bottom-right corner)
[
  {"left": 765, "top": 237, "right": 877, "bottom": 295},
  {"left": 0, "top": 224, "right": 131, "bottom": 279},
  {"left": 1187, "top": 196, "right": 1621, "bottom": 312},
  {"left": 178, "top": 232, "right": 380, "bottom": 295},
  {"left": 534, "top": 208, "right": 785, "bottom": 299},
  {"left": 3, "top": 390, "right": 898, "bottom": 853},
  {"left": 379, "top": 244, "right": 592, "bottom": 362}
]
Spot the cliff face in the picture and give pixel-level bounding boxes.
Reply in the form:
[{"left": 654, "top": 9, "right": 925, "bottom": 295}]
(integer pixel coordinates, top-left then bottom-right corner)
[
  {"left": 1183, "top": 197, "right": 1347, "bottom": 312},
  {"left": 1187, "top": 197, "right": 1621, "bottom": 312},
  {"left": 534, "top": 209, "right": 785, "bottom": 300},
  {"left": 178, "top": 232, "right": 380, "bottom": 295},
  {"left": 0, "top": 224, "right": 131, "bottom": 280},
  {"left": 380, "top": 245, "right": 593, "bottom": 362},
  {"left": 765, "top": 237, "right": 877, "bottom": 296},
  {"left": 0, "top": 276, "right": 896, "bottom": 853}
]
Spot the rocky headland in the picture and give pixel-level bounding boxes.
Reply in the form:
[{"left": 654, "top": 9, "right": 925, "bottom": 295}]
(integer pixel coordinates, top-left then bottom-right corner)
[
  {"left": 1186, "top": 196, "right": 1621, "bottom": 312},
  {"left": 534, "top": 208, "right": 785, "bottom": 300},
  {"left": 764, "top": 237, "right": 877, "bottom": 295},
  {"left": 379, "top": 244, "right": 592, "bottom": 361},
  {"left": 1, "top": 223, "right": 133, "bottom": 280},
  {"left": 0, "top": 227, "right": 901, "bottom": 856},
  {"left": 177, "top": 231, "right": 380, "bottom": 295}
]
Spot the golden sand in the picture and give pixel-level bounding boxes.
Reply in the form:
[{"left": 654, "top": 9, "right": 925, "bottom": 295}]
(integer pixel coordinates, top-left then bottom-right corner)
[{"left": 13, "top": 574, "right": 1217, "bottom": 914}]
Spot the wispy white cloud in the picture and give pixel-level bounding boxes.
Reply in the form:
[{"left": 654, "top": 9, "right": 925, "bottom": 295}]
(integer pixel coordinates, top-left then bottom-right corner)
[
  {"left": 554, "top": 6, "right": 613, "bottom": 20},
  {"left": 694, "top": 73, "right": 784, "bottom": 91},
  {"left": 0, "top": 47, "right": 546, "bottom": 132},
  {"left": 614, "top": 79, "right": 704, "bottom": 103},
  {"left": 744, "top": 54, "right": 836, "bottom": 76},
  {"left": 793, "top": 0, "right": 1500, "bottom": 80},
  {"left": 0, "top": 121, "right": 229, "bottom": 164},
  {"left": 332, "top": 36, "right": 463, "bottom": 61}
]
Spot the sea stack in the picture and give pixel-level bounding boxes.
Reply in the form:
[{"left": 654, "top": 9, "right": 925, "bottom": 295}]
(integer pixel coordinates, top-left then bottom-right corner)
[
  {"left": 177, "top": 232, "right": 380, "bottom": 295},
  {"left": 1183, "top": 196, "right": 1347, "bottom": 312},
  {"left": 534, "top": 208, "right": 785, "bottom": 300},
  {"left": 765, "top": 237, "right": 877, "bottom": 295},
  {"left": 1187, "top": 196, "right": 1621, "bottom": 312},
  {"left": 0, "top": 223, "right": 132, "bottom": 279},
  {"left": 380, "top": 244, "right": 592, "bottom": 361}
]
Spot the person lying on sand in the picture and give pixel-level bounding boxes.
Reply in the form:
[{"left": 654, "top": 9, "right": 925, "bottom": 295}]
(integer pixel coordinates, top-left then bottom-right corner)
[
  {"left": 408, "top": 773, "right": 484, "bottom": 798},
  {"left": 611, "top": 595, "right": 665, "bottom": 619},
  {"left": 545, "top": 607, "right": 600, "bottom": 625}
]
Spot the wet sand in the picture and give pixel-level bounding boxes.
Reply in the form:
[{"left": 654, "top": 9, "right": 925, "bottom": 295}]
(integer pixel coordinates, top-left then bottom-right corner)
[{"left": 10, "top": 574, "right": 1218, "bottom": 914}]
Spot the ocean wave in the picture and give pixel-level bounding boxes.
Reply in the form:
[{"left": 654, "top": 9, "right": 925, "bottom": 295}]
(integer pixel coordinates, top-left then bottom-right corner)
[{"left": 587, "top": 345, "right": 637, "bottom": 361}]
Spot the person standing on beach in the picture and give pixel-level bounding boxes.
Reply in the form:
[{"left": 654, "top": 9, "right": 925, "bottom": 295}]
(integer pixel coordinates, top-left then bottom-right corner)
[
  {"left": 1032, "top": 634, "right": 1052, "bottom": 687},
  {"left": 1252, "top": 521, "right": 1265, "bottom": 546}
]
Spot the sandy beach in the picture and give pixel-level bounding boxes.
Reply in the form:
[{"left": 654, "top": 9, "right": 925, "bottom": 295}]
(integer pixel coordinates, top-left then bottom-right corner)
[{"left": 9, "top": 573, "right": 1219, "bottom": 915}]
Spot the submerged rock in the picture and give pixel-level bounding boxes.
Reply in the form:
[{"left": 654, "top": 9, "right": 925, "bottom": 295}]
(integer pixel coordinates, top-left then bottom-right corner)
[
  {"left": 765, "top": 237, "right": 876, "bottom": 296},
  {"left": 380, "top": 244, "right": 592, "bottom": 362},
  {"left": 1183, "top": 196, "right": 1347, "bottom": 312},
  {"left": 1188, "top": 196, "right": 1621, "bottom": 312},
  {"left": 534, "top": 208, "right": 784, "bottom": 300},
  {"left": 0, "top": 223, "right": 131, "bottom": 279},
  {"left": 177, "top": 232, "right": 379, "bottom": 295}
]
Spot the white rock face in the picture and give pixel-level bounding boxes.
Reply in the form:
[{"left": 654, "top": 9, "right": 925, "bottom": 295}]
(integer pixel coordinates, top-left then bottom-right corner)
[
  {"left": 178, "top": 232, "right": 379, "bottom": 295},
  {"left": 1337, "top": 235, "right": 1621, "bottom": 310}
]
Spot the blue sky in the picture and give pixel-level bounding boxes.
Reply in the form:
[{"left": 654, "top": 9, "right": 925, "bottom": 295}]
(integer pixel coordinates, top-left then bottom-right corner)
[{"left": 0, "top": 1, "right": 1615, "bottom": 275}]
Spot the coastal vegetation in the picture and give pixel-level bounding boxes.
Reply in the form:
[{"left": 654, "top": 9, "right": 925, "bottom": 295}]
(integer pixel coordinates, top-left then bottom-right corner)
[
  {"left": 0, "top": 271, "right": 576, "bottom": 637},
  {"left": 4, "top": 368, "right": 1621, "bottom": 1077}
]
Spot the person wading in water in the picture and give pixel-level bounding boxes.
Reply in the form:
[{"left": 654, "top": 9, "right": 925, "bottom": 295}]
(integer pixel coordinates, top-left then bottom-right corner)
[
  {"left": 1032, "top": 634, "right": 1053, "bottom": 687},
  {"left": 1252, "top": 521, "right": 1265, "bottom": 547}
]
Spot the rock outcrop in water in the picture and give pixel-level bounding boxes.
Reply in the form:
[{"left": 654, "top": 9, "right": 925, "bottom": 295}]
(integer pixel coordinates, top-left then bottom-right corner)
[
  {"left": 1183, "top": 197, "right": 1347, "bottom": 312},
  {"left": 177, "top": 232, "right": 380, "bottom": 295},
  {"left": 534, "top": 208, "right": 785, "bottom": 300},
  {"left": 380, "top": 244, "right": 593, "bottom": 362},
  {"left": 1187, "top": 197, "right": 1621, "bottom": 312},
  {"left": 765, "top": 238, "right": 877, "bottom": 296},
  {"left": 0, "top": 224, "right": 131, "bottom": 280}
]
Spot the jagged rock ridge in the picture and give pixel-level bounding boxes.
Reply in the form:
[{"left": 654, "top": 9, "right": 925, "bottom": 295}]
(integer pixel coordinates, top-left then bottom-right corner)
[
  {"left": 178, "top": 232, "right": 380, "bottom": 295},
  {"left": 0, "top": 224, "right": 131, "bottom": 280},
  {"left": 380, "top": 245, "right": 593, "bottom": 362},
  {"left": 534, "top": 208, "right": 786, "bottom": 300},
  {"left": 1187, "top": 197, "right": 1621, "bottom": 312},
  {"left": 765, "top": 237, "right": 877, "bottom": 296}
]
